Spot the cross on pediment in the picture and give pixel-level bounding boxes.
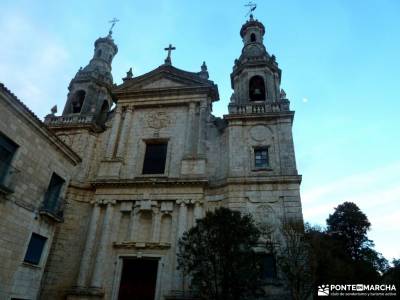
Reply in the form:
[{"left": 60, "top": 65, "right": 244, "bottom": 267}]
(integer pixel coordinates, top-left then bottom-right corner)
[{"left": 164, "top": 44, "right": 176, "bottom": 65}]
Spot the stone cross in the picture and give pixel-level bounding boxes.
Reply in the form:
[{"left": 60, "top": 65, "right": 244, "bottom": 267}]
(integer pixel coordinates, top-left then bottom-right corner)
[
  {"left": 245, "top": 1, "right": 257, "bottom": 18},
  {"left": 164, "top": 44, "right": 176, "bottom": 65},
  {"left": 108, "top": 17, "right": 120, "bottom": 34}
]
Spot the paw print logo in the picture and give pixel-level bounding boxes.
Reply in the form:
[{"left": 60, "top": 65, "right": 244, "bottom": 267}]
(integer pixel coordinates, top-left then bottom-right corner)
[{"left": 318, "top": 285, "right": 330, "bottom": 296}]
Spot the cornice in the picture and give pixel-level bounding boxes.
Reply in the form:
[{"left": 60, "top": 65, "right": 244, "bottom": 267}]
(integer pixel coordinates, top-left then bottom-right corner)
[{"left": 0, "top": 83, "right": 81, "bottom": 165}]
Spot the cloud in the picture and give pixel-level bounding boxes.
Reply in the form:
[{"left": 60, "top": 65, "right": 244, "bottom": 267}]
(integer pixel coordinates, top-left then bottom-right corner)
[
  {"left": 302, "top": 97, "right": 308, "bottom": 103},
  {"left": 0, "top": 11, "right": 70, "bottom": 118},
  {"left": 302, "top": 161, "right": 400, "bottom": 260}
]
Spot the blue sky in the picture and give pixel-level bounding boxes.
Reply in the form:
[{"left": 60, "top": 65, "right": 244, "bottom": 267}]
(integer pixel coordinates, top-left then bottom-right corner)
[{"left": 0, "top": 0, "right": 399, "bottom": 260}]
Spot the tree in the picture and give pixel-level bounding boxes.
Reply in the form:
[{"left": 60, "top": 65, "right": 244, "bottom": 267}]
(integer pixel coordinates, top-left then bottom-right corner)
[
  {"left": 177, "top": 207, "right": 263, "bottom": 300},
  {"left": 278, "top": 220, "right": 314, "bottom": 300},
  {"left": 382, "top": 259, "right": 400, "bottom": 287},
  {"left": 326, "top": 202, "right": 371, "bottom": 260},
  {"left": 307, "top": 202, "right": 389, "bottom": 286}
]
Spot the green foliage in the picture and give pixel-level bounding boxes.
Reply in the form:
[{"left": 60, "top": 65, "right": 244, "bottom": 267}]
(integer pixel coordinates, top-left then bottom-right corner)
[
  {"left": 326, "top": 201, "right": 371, "bottom": 260},
  {"left": 382, "top": 259, "right": 400, "bottom": 287},
  {"left": 177, "top": 207, "right": 263, "bottom": 300},
  {"left": 306, "top": 202, "right": 391, "bottom": 287}
]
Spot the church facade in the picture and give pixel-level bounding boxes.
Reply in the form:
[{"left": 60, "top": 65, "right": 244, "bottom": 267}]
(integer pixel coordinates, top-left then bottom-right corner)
[{"left": 0, "top": 15, "right": 303, "bottom": 300}]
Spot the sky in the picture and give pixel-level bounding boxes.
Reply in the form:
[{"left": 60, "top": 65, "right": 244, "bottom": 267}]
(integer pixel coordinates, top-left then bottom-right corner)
[{"left": 0, "top": 0, "right": 399, "bottom": 260}]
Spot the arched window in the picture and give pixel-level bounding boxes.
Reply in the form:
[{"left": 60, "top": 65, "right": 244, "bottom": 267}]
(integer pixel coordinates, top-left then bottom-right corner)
[
  {"left": 97, "top": 100, "right": 109, "bottom": 125},
  {"left": 250, "top": 33, "right": 256, "bottom": 42},
  {"left": 71, "top": 90, "right": 86, "bottom": 113},
  {"left": 96, "top": 49, "right": 102, "bottom": 58},
  {"left": 249, "top": 75, "right": 266, "bottom": 101}
]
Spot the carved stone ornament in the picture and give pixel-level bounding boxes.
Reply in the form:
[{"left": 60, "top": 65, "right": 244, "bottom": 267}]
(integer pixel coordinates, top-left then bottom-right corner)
[{"left": 147, "top": 112, "right": 171, "bottom": 129}]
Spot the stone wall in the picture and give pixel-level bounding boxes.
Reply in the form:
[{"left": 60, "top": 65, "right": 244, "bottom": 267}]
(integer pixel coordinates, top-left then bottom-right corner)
[{"left": 0, "top": 88, "right": 79, "bottom": 300}]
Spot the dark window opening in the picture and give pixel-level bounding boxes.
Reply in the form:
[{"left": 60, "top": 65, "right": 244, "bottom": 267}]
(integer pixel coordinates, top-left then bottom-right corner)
[
  {"left": 142, "top": 142, "right": 167, "bottom": 174},
  {"left": 0, "top": 132, "right": 18, "bottom": 187},
  {"left": 109, "top": 54, "right": 113, "bottom": 62},
  {"left": 254, "top": 147, "right": 269, "bottom": 169},
  {"left": 261, "top": 253, "right": 277, "bottom": 279},
  {"left": 249, "top": 75, "right": 266, "bottom": 101},
  {"left": 97, "top": 100, "right": 109, "bottom": 125},
  {"left": 42, "top": 173, "right": 65, "bottom": 215},
  {"left": 71, "top": 90, "right": 86, "bottom": 113},
  {"left": 251, "top": 33, "right": 256, "bottom": 42},
  {"left": 24, "top": 233, "right": 47, "bottom": 265},
  {"left": 97, "top": 49, "right": 102, "bottom": 58}
]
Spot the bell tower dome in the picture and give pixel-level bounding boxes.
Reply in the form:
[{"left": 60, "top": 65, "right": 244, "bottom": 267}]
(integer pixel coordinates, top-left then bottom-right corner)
[
  {"left": 229, "top": 15, "right": 289, "bottom": 113},
  {"left": 61, "top": 32, "right": 118, "bottom": 125},
  {"left": 45, "top": 29, "right": 118, "bottom": 131}
]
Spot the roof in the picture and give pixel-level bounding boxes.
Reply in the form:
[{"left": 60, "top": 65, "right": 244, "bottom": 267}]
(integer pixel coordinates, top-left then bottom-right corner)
[
  {"left": 114, "top": 64, "right": 219, "bottom": 101},
  {"left": 0, "top": 82, "right": 81, "bottom": 165}
]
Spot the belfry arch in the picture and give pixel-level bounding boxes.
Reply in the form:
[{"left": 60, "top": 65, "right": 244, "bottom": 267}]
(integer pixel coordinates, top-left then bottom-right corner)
[{"left": 249, "top": 75, "right": 266, "bottom": 101}]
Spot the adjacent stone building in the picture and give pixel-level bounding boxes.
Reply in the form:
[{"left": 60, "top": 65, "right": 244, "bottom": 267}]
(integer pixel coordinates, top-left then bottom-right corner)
[
  {"left": 0, "top": 15, "right": 303, "bottom": 300},
  {"left": 0, "top": 84, "right": 80, "bottom": 299}
]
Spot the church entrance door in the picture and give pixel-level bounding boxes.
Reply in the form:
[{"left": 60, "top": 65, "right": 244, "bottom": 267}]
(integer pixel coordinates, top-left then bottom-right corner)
[{"left": 118, "top": 258, "right": 159, "bottom": 300}]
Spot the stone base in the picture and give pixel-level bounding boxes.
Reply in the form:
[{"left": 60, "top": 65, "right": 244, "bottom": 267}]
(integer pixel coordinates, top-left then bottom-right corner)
[{"left": 66, "top": 286, "right": 105, "bottom": 300}]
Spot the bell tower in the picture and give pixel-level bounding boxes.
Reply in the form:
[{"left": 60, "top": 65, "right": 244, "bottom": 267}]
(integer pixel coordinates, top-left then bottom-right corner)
[
  {"left": 229, "top": 14, "right": 288, "bottom": 111},
  {"left": 45, "top": 30, "right": 118, "bottom": 131},
  {"left": 61, "top": 32, "right": 118, "bottom": 126}
]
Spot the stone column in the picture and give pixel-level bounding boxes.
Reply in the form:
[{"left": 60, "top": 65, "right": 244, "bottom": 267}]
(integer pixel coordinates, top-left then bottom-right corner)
[
  {"left": 184, "top": 102, "right": 196, "bottom": 157},
  {"left": 90, "top": 202, "right": 115, "bottom": 288},
  {"left": 127, "top": 202, "right": 138, "bottom": 241},
  {"left": 197, "top": 101, "right": 207, "bottom": 156},
  {"left": 177, "top": 200, "right": 188, "bottom": 237},
  {"left": 193, "top": 201, "right": 203, "bottom": 225},
  {"left": 151, "top": 206, "right": 161, "bottom": 243},
  {"left": 116, "top": 106, "right": 134, "bottom": 159},
  {"left": 273, "top": 72, "right": 280, "bottom": 101},
  {"left": 76, "top": 203, "right": 101, "bottom": 287},
  {"left": 105, "top": 106, "right": 122, "bottom": 159},
  {"left": 174, "top": 200, "right": 189, "bottom": 290}
]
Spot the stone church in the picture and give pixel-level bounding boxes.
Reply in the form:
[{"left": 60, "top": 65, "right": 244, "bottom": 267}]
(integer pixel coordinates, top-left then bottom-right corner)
[{"left": 0, "top": 14, "right": 303, "bottom": 300}]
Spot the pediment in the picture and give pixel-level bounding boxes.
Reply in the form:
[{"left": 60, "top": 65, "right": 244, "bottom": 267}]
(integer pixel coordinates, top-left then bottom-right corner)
[
  {"left": 140, "top": 77, "right": 185, "bottom": 89},
  {"left": 114, "top": 65, "right": 213, "bottom": 93},
  {"left": 113, "top": 64, "right": 219, "bottom": 101}
]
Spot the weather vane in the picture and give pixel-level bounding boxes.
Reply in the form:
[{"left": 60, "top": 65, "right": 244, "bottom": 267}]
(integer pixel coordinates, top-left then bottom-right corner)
[
  {"left": 245, "top": 1, "right": 257, "bottom": 17},
  {"left": 108, "top": 17, "right": 120, "bottom": 35}
]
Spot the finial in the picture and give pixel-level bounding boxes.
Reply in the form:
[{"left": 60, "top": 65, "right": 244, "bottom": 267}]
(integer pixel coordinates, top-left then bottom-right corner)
[
  {"left": 245, "top": 1, "right": 257, "bottom": 18},
  {"left": 126, "top": 67, "right": 133, "bottom": 78},
  {"left": 50, "top": 105, "right": 57, "bottom": 115},
  {"left": 201, "top": 61, "right": 208, "bottom": 71},
  {"left": 108, "top": 17, "right": 120, "bottom": 37},
  {"left": 123, "top": 67, "right": 133, "bottom": 81},
  {"left": 199, "top": 61, "right": 209, "bottom": 79},
  {"left": 280, "top": 89, "right": 287, "bottom": 99},
  {"left": 164, "top": 44, "right": 176, "bottom": 65}
]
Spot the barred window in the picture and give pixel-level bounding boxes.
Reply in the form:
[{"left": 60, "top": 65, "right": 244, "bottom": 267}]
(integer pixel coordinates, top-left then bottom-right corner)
[{"left": 254, "top": 147, "right": 269, "bottom": 169}]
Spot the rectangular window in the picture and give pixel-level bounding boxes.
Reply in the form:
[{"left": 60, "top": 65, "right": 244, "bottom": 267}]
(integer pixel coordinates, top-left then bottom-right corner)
[
  {"left": 42, "top": 173, "right": 65, "bottom": 213},
  {"left": 0, "top": 132, "right": 18, "bottom": 185},
  {"left": 24, "top": 233, "right": 47, "bottom": 265},
  {"left": 254, "top": 147, "right": 269, "bottom": 169},
  {"left": 142, "top": 142, "right": 168, "bottom": 174},
  {"left": 261, "top": 253, "right": 277, "bottom": 279}
]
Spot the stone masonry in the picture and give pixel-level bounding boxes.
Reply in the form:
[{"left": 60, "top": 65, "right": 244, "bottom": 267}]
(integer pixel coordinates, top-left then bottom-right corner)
[{"left": 0, "top": 15, "right": 303, "bottom": 300}]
